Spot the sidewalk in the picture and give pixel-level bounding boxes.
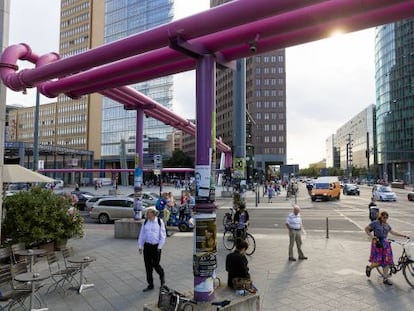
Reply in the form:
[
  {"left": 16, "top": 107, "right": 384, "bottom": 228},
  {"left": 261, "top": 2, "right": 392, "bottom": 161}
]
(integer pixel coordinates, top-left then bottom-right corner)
[{"left": 35, "top": 222, "right": 412, "bottom": 310}]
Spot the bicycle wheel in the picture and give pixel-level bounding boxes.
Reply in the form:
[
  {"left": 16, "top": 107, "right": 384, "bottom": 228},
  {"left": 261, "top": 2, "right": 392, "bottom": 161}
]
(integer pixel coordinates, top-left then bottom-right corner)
[
  {"left": 245, "top": 233, "right": 256, "bottom": 256},
  {"left": 403, "top": 261, "right": 414, "bottom": 288},
  {"left": 223, "top": 230, "right": 235, "bottom": 250}
]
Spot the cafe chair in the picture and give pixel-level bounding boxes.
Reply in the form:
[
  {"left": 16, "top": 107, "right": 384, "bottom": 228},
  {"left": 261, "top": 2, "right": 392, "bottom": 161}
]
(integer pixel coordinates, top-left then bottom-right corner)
[
  {"left": 0, "top": 264, "right": 31, "bottom": 311},
  {"left": 10, "top": 243, "right": 27, "bottom": 265},
  {"left": 61, "top": 247, "right": 86, "bottom": 283},
  {"left": 46, "top": 252, "right": 78, "bottom": 295}
]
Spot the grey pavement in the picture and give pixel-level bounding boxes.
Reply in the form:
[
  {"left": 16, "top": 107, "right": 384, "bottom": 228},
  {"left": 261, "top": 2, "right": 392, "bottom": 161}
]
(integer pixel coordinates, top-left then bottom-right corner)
[{"left": 18, "top": 184, "right": 414, "bottom": 310}]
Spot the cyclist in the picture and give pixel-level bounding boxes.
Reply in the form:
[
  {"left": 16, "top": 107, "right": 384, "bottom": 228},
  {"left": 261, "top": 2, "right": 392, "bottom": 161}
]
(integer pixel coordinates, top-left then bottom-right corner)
[
  {"left": 364, "top": 210, "right": 410, "bottom": 285},
  {"left": 233, "top": 203, "right": 249, "bottom": 239}
]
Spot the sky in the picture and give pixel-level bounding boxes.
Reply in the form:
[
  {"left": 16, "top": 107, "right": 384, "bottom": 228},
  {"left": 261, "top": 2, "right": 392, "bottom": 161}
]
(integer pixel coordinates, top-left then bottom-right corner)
[{"left": 6, "top": 0, "right": 376, "bottom": 169}]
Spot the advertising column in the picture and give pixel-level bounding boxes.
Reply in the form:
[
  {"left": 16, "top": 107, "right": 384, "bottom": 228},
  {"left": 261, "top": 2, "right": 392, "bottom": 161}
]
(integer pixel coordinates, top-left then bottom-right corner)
[{"left": 193, "top": 55, "right": 217, "bottom": 302}]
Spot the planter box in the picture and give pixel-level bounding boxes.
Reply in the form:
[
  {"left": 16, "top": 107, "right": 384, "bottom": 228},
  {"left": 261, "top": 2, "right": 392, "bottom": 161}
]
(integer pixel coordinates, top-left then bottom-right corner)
[{"left": 114, "top": 219, "right": 143, "bottom": 239}]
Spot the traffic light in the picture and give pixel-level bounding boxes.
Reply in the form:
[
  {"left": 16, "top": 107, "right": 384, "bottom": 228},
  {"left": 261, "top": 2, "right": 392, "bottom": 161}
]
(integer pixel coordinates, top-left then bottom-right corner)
[{"left": 153, "top": 154, "right": 162, "bottom": 169}]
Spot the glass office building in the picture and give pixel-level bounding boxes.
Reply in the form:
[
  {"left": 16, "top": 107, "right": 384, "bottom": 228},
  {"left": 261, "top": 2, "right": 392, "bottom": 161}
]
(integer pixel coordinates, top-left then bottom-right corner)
[
  {"left": 102, "top": 0, "right": 174, "bottom": 164},
  {"left": 375, "top": 19, "right": 414, "bottom": 183}
]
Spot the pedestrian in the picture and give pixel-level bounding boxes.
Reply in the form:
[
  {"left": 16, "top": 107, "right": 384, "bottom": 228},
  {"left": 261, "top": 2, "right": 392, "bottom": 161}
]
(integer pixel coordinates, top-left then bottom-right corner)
[
  {"left": 368, "top": 197, "right": 379, "bottom": 221},
  {"left": 364, "top": 211, "right": 409, "bottom": 285},
  {"left": 267, "top": 185, "right": 274, "bottom": 203},
  {"left": 234, "top": 203, "right": 249, "bottom": 239},
  {"left": 138, "top": 207, "right": 166, "bottom": 292},
  {"left": 285, "top": 205, "right": 307, "bottom": 261},
  {"left": 226, "top": 238, "right": 257, "bottom": 293}
]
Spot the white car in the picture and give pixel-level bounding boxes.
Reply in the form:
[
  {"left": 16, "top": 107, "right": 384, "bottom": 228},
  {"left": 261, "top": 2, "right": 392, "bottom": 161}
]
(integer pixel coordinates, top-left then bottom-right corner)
[
  {"left": 372, "top": 185, "right": 397, "bottom": 202},
  {"left": 45, "top": 179, "right": 64, "bottom": 190}
]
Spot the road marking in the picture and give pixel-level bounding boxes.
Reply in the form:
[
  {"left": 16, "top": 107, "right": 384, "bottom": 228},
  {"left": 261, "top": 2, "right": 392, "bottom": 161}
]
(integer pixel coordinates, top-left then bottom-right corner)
[{"left": 336, "top": 210, "right": 365, "bottom": 231}]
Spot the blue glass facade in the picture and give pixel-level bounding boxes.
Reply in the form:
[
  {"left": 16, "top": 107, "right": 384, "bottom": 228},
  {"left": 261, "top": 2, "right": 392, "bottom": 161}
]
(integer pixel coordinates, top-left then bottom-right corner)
[
  {"left": 375, "top": 19, "right": 414, "bottom": 183},
  {"left": 102, "top": 0, "right": 174, "bottom": 160}
]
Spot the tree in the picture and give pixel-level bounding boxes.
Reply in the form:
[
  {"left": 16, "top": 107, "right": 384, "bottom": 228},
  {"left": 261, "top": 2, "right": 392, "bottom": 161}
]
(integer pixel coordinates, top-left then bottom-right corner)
[{"left": 164, "top": 150, "right": 194, "bottom": 167}]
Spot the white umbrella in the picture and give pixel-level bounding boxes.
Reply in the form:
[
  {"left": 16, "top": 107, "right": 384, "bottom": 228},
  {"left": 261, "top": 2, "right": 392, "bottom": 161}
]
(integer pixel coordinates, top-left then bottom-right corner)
[{"left": 2, "top": 164, "right": 55, "bottom": 183}]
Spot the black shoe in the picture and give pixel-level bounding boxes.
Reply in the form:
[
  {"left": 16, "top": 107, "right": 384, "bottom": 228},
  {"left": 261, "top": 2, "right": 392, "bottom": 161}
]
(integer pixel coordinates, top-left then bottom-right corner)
[
  {"left": 365, "top": 265, "right": 372, "bottom": 278},
  {"left": 288, "top": 257, "right": 296, "bottom": 261},
  {"left": 143, "top": 286, "right": 154, "bottom": 292},
  {"left": 383, "top": 279, "right": 393, "bottom": 286},
  {"left": 299, "top": 256, "right": 308, "bottom": 260}
]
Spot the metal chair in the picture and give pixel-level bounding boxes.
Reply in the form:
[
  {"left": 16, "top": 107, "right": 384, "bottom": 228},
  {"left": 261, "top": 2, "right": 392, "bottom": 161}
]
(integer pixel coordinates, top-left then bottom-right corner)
[
  {"left": 0, "top": 264, "right": 31, "bottom": 311},
  {"left": 10, "top": 243, "right": 27, "bottom": 265},
  {"left": 46, "top": 252, "right": 78, "bottom": 295},
  {"left": 61, "top": 247, "right": 87, "bottom": 278}
]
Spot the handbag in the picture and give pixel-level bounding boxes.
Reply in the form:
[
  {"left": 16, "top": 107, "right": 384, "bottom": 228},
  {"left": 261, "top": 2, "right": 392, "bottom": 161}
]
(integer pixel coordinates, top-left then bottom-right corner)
[
  {"left": 232, "top": 278, "right": 257, "bottom": 294},
  {"left": 157, "top": 285, "right": 195, "bottom": 311}
]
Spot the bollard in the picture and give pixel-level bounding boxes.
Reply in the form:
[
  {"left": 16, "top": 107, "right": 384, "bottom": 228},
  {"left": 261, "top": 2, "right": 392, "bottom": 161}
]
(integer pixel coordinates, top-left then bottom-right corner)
[
  {"left": 255, "top": 188, "right": 258, "bottom": 207},
  {"left": 326, "top": 217, "right": 329, "bottom": 239}
]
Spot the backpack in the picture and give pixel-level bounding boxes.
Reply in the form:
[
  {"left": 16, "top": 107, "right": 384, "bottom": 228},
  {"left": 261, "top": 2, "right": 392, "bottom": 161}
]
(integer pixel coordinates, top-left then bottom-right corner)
[
  {"left": 156, "top": 198, "right": 165, "bottom": 211},
  {"left": 144, "top": 217, "right": 162, "bottom": 227}
]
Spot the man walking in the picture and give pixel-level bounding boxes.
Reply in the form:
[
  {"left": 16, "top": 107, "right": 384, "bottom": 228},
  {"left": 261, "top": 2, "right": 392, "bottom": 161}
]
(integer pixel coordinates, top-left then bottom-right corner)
[
  {"left": 138, "top": 207, "right": 166, "bottom": 292},
  {"left": 285, "top": 205, "right": 308, "bottom": 261}
]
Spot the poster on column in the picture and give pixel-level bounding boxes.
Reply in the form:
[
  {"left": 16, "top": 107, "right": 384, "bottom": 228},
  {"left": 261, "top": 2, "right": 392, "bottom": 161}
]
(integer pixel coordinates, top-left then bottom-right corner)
[
  {"left": 195, "top": 165, "right": 211, "bottom": 202},
  {"left": 193, "top": 214, "right": 217, "bottom": 278}
]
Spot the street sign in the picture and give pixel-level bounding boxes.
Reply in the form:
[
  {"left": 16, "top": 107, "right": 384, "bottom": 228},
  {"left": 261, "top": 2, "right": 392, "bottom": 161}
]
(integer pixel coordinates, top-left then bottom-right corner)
[
  {"left": 154, "top": 169, "right": 161, "bottom": 175},
  {"left": 154, "top": 154, "right": 162, "bottom": 169}
]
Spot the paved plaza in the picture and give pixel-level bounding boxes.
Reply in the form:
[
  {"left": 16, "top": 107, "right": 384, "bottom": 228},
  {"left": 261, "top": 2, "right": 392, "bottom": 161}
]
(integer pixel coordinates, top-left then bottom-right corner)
[{"left": 12, "top": 185, "right": 414, "bottom": 310}]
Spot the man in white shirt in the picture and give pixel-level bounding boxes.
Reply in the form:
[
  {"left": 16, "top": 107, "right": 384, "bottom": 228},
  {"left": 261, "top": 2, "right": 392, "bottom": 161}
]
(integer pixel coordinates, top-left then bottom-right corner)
[
  {"left": 285, "top": 205, "right": 307, "bottom": 261},
  {"left": 138, "top": 207, "right": 166, "bottom": 292}
]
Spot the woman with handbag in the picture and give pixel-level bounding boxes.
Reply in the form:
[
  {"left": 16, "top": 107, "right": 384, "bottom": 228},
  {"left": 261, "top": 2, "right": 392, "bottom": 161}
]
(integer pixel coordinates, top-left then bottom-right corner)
[
  {"left": 225, "top": 238, "right": 256, "bottom": 293},
  {"left": 365, "top": 210, "right": 409, "bottom": 285}
]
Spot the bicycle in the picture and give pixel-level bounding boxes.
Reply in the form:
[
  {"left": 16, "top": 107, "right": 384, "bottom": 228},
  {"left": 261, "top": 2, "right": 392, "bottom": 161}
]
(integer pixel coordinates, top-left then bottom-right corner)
[
  {"left": 223, "top": 223, "right": 256, "bottom": 256},
  {"left": 158, "top": 285, "right": 197, "bottom": 311},
  {"left": 370, "top": 238, "right": 414, "bottom": 288}
]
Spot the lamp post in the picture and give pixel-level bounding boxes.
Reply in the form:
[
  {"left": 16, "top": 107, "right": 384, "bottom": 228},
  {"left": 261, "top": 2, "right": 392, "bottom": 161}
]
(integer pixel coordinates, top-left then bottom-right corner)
[
  {"left": 383, "top": 111, "right": 393, "bottom": 184},
  {"left": 33, "top": 89, "right": 40, "bottom": 171}
]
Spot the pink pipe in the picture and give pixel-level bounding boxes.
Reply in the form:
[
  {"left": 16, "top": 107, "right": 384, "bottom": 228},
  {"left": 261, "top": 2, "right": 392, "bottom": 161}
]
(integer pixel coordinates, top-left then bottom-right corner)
[
  {"left": 1, "top": 0, "right": 324, "bottom": 91},
  {"left": 0, "top": 43, "right": 39, "bottom": 91},
  {"left": 101, "top": 87, "right": 231, "bottom": 152},
  {"left": 67, "top": 0, "right": 414, "bottom": 97},
  {"left": 42, "top": 0, "right": 414, "bottom": 98},
  {"left": 65, "top": 59, "right": 195, "bottom": 99},
  {"left": 221, "top": 0, "right": 414, "bottom": 60},
  {"left": 38, "top": 168, "right": 195, "bottom": 173}
]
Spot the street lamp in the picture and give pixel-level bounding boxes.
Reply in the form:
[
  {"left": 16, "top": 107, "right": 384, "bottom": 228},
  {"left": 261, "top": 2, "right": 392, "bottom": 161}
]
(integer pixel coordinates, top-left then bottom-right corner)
[{"left": 383, "top": 111, "right": 393, "bottom": 184}]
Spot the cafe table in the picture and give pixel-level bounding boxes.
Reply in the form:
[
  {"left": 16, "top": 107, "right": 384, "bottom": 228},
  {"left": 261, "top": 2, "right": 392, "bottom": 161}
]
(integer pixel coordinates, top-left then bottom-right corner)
[
  {"left": 67, "top": 255, "right": 96, "bottom": 294},
  {"left": 14, "top": 271, "right": 50, "bottom": 311}
]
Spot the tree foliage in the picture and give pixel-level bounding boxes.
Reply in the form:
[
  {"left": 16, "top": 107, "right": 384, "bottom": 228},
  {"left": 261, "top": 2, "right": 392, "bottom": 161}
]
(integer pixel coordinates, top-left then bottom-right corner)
[{"left": 164, "top": 149, "right": 194, "bottom": 168}]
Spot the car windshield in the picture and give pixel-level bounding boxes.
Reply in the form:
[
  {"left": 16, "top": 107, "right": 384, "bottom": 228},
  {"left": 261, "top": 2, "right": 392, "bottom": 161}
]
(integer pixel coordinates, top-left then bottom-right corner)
[
  {"left": 347, "top": 184, "right": 357, "bottom": 188},
  {"left": 314, "top": 183, "right": 329, "bottom": 189},
  {"left": 379, "top": 186, "right": 392, "bottom": 192}
]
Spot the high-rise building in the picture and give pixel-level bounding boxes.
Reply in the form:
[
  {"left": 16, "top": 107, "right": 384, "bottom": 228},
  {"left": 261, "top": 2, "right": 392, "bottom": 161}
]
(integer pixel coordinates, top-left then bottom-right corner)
[
  {"left": 59, "top": 0, "right": 104, "bottom": 158},
  {"left": 101, "top": 0, "right": 174, "bottom": 169},
  {"left": 211, "top": 0, "right": 287, "bottom": 181},
  {"left": 375, "top": 19, "right": 414, "bottom": 184}
]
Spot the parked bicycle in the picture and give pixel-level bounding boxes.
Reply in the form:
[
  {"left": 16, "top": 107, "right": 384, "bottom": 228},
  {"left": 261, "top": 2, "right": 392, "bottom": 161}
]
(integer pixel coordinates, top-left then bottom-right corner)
[
  {"left": 373, "top": 238, "right": 414, "bottom": 288},
  {"left": 223, "top": 223, "right": 256, "bottom": 256}
]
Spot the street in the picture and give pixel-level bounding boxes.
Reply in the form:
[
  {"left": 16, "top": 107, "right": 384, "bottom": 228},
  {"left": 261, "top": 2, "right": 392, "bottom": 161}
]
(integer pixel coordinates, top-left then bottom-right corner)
[{"left": 82, "top": 182, "right": 414, "bottom": 240}]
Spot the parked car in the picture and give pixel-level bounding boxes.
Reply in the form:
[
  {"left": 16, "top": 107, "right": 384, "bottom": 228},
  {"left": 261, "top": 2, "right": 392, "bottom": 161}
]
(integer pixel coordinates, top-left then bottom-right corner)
[
  {"left": 45, "top": 179, "right": 64, "bottom": 190},
  {"left": 127, "top": 192, "right": 160, "bottom": 205},
  {"left": 85, "top": 195, "right": 114, "bottom": 211},
  {"left": 89, "top": 197, "right": 149, "bottom": 224},
  {"left": 342, "top": 184, "right": 360, "bottom": 195},
  {"left": 372, "top": 185, "right": 397, "bottom": 202},
  {"left": 408, "top": 191, "right": 414, "bottom": 201}
]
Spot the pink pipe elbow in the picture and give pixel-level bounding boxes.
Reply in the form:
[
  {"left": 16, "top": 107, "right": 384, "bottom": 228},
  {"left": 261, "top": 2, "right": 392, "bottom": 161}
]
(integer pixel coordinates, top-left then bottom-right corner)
[{"left": 0, "top": 43, "right": 39, "bottom": 91}]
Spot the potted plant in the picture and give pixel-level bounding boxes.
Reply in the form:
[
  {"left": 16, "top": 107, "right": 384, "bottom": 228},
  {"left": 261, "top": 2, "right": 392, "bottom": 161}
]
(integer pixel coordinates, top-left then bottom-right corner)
[{"left": 2, "top": 187, "right": 84, "bottom": 249}]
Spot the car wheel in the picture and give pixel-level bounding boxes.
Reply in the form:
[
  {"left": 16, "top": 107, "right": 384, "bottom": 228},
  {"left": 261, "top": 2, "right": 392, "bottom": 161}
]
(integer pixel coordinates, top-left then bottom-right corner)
[
  {"left": 179, "top": 223, "right": 189, "bottom": 232},
  {"left": 98, "top": 213, "right": 110, "bottom": 224}
]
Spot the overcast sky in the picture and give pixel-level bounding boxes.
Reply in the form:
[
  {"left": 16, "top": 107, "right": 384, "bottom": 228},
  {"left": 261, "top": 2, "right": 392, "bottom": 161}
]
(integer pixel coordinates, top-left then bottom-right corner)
[{"left": 7, "top": 0, "right": 376, "bottom": 168}]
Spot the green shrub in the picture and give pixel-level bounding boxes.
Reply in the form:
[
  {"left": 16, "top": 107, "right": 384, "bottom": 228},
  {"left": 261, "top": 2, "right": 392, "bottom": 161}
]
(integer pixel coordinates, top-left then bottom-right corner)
[{"left": 2, "top": 187, "right": 84, "bottom": 247}]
